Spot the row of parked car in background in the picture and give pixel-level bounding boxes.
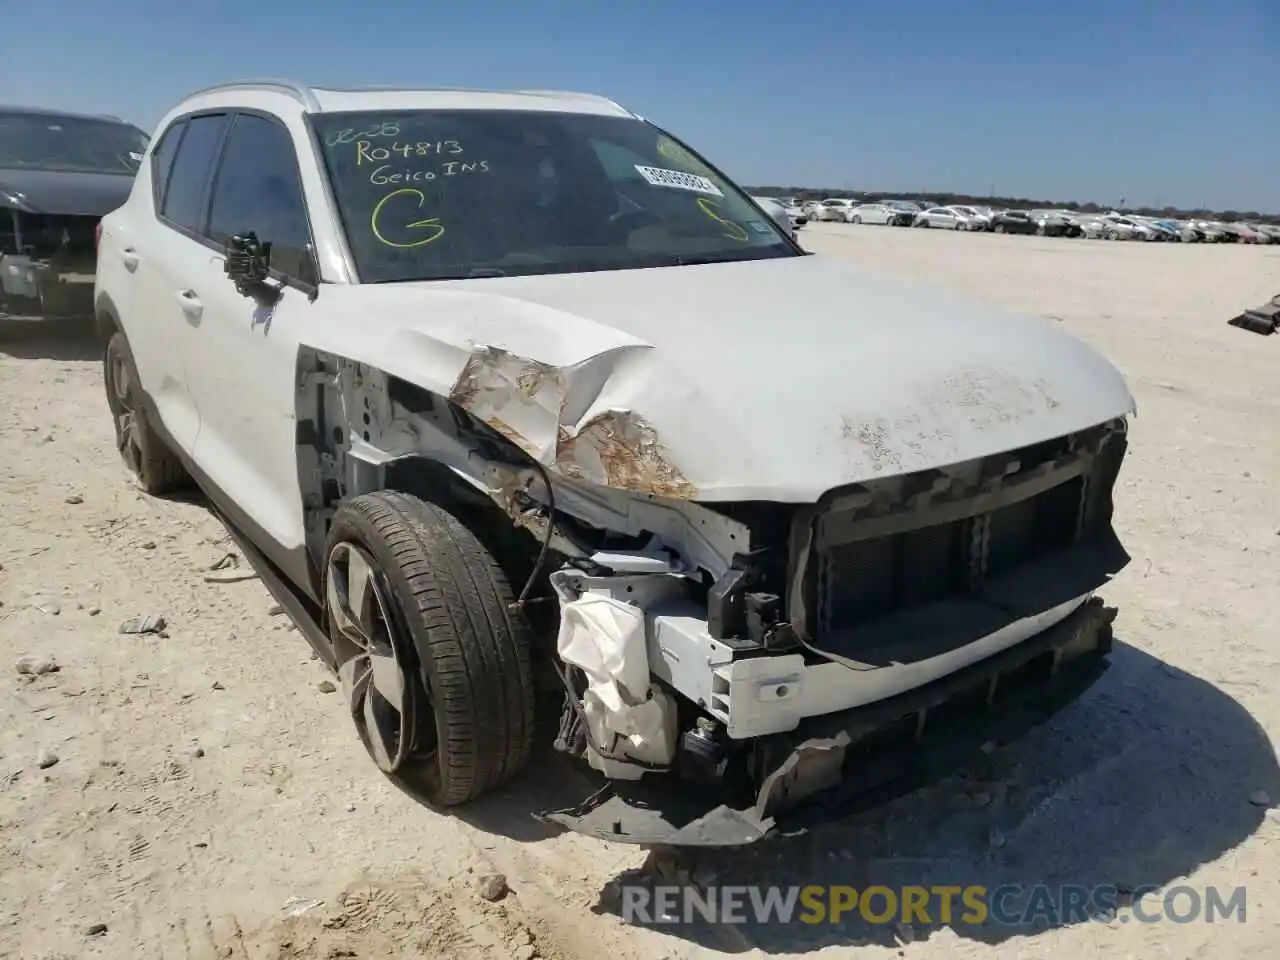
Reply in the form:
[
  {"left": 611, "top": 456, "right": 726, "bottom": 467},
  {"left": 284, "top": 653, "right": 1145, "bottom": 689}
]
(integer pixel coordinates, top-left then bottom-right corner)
[{"left": 751, "top": 195, "right": 1280, "bottom": 244}]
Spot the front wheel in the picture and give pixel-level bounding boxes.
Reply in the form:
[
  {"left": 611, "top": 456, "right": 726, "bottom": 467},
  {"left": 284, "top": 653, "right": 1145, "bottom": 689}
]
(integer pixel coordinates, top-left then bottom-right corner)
[
  {"left": 852, "top": 215, "right": 862, "bottom": 225},
  {"left": 323, "top": 491, "right": 536, "bottom": 806}
]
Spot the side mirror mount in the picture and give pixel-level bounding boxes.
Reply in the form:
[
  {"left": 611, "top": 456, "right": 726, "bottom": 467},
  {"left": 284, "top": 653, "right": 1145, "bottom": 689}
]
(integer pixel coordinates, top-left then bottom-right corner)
[{"left": 224, "top": 232, "right": 282, "bottom": 307}]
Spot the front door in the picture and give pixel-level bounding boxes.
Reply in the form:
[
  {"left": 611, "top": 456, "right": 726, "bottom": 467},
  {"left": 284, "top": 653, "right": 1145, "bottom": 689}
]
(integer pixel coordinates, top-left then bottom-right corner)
[
  {"left": 128, "top": 111, "right": 231, "bottom": 458},
  {"left": 179, "top": 110, "right": 323, "bottom": 593}
]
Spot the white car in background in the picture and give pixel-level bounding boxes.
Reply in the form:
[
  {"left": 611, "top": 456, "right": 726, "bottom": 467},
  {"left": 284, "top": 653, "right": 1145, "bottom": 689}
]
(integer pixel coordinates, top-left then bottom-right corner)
[
  {"left": 810, "top": 198, "right": 858, "bottom": 222},
  {"left": 847, "top": 202, "right": 914, "bottom": 226},
  {"left": 912, "top": 206, "right": 983, "bottom": 230},
  {"left": 93, "top": 78, "right": 1134, "bottom": 848},
  {"left": 749, "top": 196, "right": 795, "bottom": 239},
  {"left": 754, "top": 196, "right": 807, "bottom": 231},
  {"left": 1085, "top": 215, "right": 1157, "bottom": 241},
  {"left": 779, "top": 197, "right": 808, "bottom": 229},
  {"left": 951, "top": 205, "right": 993, "bottom": 230}
]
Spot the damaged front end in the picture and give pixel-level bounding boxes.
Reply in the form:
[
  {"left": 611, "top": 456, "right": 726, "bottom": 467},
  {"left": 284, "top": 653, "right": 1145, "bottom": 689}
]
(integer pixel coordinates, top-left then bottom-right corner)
[
  {"left": 0, "top": 206, "right": 99, "bottom": 319},
  {"left": 539, "top": 418, "right": 1129, "bottom": 843},
  {"left": 298, "top": 348, "right": 1130, "bottom": 846}
]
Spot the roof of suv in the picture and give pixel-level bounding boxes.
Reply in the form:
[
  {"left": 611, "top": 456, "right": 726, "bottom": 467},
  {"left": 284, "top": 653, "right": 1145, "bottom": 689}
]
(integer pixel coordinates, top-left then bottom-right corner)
[
  {"left": 0, "top": 104, "right": 133, "bottom": 124},
  {"left": 177, "top": 79, "right": 639, "bottom": 119}
]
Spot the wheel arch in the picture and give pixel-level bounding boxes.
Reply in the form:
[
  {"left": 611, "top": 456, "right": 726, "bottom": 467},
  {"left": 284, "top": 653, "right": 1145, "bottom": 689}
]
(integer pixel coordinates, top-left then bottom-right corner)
[
  {"left": 94, "top": 291, "right": 123, "bottom": 345},
  {"left": 293, "top": 347, "right": 552, "bottom": 601}
]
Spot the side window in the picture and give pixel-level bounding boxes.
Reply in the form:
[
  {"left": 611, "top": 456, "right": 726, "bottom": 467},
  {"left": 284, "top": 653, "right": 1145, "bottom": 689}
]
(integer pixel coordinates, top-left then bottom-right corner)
[
  {"left": 149, "top": 120, "right": 186, "bottom": 211},
  {"left": 206, "top": 113, "right": 312, "bottom": 279},
  {"left": 162, "top": 114, "right": 228, "bottom": 232}
]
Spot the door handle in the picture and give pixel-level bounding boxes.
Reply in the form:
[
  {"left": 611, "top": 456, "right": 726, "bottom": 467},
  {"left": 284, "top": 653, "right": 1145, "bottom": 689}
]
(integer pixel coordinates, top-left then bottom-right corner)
[
  {"left": 176, "top": 289, "right": 203, "bottom": 322},
  {"left": 121, "top": 247, "right": 139, "bottom": 270}
]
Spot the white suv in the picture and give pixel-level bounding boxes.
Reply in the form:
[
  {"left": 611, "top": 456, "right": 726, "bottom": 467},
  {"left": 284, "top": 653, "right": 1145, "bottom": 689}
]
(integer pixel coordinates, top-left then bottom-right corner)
[{"left": 94, "top": 80, "right": 1135, "bottom": 846}]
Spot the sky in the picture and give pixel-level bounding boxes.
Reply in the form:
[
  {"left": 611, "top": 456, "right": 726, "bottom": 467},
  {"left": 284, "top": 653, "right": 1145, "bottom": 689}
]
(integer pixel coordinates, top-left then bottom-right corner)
[{"left": 2, "top": 0, "right": 1277, "bottom": 212}]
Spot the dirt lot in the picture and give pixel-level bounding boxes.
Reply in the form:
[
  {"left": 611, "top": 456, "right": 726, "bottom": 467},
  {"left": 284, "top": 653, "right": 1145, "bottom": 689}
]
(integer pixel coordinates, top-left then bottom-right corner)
[{"left": 2, "top": 224, "right": 1278, "bottom": 959}]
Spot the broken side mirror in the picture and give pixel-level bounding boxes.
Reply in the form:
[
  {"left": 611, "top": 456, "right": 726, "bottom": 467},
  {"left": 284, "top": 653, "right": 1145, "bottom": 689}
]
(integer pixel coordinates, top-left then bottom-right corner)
[{"left": 224, "top": 232, "right": 282, "bottom": 307}]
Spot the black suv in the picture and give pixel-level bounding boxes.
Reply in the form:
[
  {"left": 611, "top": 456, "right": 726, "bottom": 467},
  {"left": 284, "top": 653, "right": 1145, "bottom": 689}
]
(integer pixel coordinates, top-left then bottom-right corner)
[{"left": 1, "top": 106, "right": 149, "bottom": 320}]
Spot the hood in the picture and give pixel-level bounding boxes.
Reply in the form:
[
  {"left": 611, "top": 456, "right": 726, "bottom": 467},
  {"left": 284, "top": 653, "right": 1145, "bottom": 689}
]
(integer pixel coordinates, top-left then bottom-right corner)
[
  {"left": 310, "top": 255, "right": 1135, "bottom": 502},
  {"left": 0, "top": 167, "right": 134, "bottom": 217}
]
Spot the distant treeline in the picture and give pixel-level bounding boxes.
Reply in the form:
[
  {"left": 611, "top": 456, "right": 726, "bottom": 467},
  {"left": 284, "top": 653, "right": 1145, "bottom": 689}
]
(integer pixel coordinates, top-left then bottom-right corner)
[{"left": 742, "top": 187, "right": 1278, "bottom": 224}]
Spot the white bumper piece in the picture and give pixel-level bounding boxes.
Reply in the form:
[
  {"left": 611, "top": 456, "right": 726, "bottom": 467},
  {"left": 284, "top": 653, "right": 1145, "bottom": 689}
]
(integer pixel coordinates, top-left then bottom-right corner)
[
  {"left": 555, "top": 592, "right": 679, "bottom": 779},
  {"left": 554, "top": 568, "right": 1093, "bottom": 748}
]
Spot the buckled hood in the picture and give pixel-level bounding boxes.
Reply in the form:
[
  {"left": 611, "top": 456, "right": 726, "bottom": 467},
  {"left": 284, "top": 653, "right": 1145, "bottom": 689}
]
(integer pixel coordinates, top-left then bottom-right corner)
[{"left": 312, "top": 253, "right": 1135, "bottom": 502}]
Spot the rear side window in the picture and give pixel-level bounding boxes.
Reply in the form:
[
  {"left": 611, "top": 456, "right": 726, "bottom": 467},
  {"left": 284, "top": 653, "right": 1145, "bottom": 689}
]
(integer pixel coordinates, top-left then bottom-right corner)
[
  {"left": 206, "top": 113, "right": 312, "bottom": 278},
  {"left": 149, "top": 120, "right": 185, "bottom": 211},
  {"left": 161, "top": 113, "right": 228, "bottom": 232}
]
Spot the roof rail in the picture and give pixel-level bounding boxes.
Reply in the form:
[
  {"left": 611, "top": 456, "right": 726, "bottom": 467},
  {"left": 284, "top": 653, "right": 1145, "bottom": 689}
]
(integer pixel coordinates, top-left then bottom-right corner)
[
  {"left": 179, "top": 78, "right": 321, "bottom": 111},
  {"left": 305, "top": 84, "right": 635, "bottom": 115},
  {"left": 510, "top": 89, "right": 635, "bottom": 115},
  {"left": 174, "top": 81, "right": 633, "bottom": 116}
]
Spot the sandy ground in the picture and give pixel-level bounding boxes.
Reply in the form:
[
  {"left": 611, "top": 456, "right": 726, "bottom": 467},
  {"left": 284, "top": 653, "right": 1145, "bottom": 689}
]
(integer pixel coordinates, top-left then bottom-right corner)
[{"left": 2, "top": 224, "right": 1278, "bottom": 959}]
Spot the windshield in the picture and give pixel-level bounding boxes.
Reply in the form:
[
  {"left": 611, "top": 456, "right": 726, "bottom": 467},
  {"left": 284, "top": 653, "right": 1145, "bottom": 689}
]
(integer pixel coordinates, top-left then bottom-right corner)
[
  {"left": 311, "top": 109, "right": 796, "bottom": 283},
  {"left": 0, "top": 112, "right": 148, "bottom": 174}
]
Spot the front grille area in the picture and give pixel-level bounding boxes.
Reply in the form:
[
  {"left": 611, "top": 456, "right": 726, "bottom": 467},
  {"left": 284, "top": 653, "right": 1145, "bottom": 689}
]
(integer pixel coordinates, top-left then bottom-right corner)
[
  {"left": 4, "top": 212, "right": 98, "bottom": 260},
  {"left": 810, "top": 423, "right": 1126, "bottom": 653},
  {"left": 820, "top": 475, "right": 1084, "bottom": 632}
]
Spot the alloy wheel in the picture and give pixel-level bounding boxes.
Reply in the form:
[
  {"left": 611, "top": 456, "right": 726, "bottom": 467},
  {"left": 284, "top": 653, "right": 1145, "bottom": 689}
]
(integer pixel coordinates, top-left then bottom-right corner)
[
  {"left": 107, "top": 351, "right": 143, "bottom": 475},
  {"left": 325, "top": 541, "right": 420, "bottom": 773}
]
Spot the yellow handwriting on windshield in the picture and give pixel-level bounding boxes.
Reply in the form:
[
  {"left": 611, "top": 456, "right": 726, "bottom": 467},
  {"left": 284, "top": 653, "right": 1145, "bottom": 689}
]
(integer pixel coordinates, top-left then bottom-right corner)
[
  {"left": 371, "top": 188, "right": 445, "bottom": 248},
  {"left": 696, "top": 197, "right": 749, "bottom": 242},
  {"left": 658, "top": 138, "right": 712, "bottom": 176}
]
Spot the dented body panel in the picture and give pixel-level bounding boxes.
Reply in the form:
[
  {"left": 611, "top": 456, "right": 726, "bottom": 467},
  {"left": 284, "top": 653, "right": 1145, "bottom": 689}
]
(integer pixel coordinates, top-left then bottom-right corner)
[{"left": 292, "top": 254, "right": 1135, "bottom": 503}]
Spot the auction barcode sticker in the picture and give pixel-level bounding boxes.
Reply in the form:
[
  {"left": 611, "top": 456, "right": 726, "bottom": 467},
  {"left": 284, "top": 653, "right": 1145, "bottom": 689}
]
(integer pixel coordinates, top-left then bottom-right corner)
[{"left": 634, "top": 165, "right": 723, "bottom": 197}]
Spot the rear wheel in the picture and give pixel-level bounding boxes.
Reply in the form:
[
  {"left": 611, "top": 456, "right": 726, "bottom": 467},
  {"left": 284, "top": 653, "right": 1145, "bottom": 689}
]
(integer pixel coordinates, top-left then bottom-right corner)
[
  {"left": 103, "top": 332, "right": 189, "bottom": 494},
  {"left": 323, "top": 491, "right": 536, "bottom": 806}
]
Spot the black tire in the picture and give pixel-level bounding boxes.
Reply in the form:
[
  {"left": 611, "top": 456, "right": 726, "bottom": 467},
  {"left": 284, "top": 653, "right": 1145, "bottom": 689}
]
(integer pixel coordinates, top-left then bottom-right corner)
[
  {"left": 994, "top": 223, "right": 1005, "bottom": 233},
  {"left": 852, "top": 215, "right": 862, "bottom": 224},
  {"left": 325, "top": 491, "right": 536, "bottom": 807},
  {"left": 103, "top": 331, "right": 189, "bottom": 494}
]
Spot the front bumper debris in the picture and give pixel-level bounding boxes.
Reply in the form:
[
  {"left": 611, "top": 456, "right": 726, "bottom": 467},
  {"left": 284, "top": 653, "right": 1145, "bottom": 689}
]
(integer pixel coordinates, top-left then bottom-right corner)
[
  {"left": 1227, "top": 294, "right": 1279, "bottom": 336},
  {"left": 538, "top": 596, "right": 1116, "bottom": 846}
]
